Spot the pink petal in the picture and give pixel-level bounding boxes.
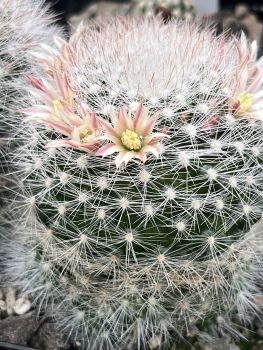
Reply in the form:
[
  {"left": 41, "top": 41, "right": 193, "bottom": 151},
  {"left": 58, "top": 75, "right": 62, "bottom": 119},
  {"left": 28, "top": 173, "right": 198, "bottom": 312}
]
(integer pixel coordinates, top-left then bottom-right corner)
[
  {"left": 22, "top": 107, "right": 52, "bottom": 116},
  {"left": 24, "top": 112, "right": 72, "bottom": 137},
  {"left": 142, "top": 145, "right": 160, "bottom": 158},
  {"left": 201, "top": 116, "right": 220, "bottom": 130},
  {"left": 71, "top": 127, "right": 81, "bottom": 142},
  {"left": 141, "top": 112, "right": 159, "bottom": 136},
  {"left": 231, "top": 100, "right": 241, "bottom": 114},
  {"left": 99, "top": 118, "right": 120, "bottom": 139},
  {"left": 61, "top": 111, "right": 82, "bottom": 128},
  {"left": 115, "top": 151, "right": 127, "bottom": 168},
  {"left": 90, "top": 112, "right": 99, "bottom": 130},
  {"left": 117, "top": 108, "right": 130, "bottom": 131},
  {"left": 27, "top": 75, "right": 45, "bottom": 91},
  {"left": 253, "top": 100, "right": 263, "bottom": 110},
  {"left": 41, "top": 120, "right": 72, "bottom": 136},
  {"left": 133, "top": 103, "right": 144, "bottom": 129},
  {"left": 29, "top": 89, "right": 53, "bottom": 105},
  {"left": 145, "top": 133, "right": 169, "bottom": 145},
  {"left": 97, "top": 135, "right": 120, "bottom": 144},
  {"left": 46, "top": 139, "right": 97, "bottom": 153},
  {"left": 123, "top": 152, "right": 137, "bottom": 166},
  {"left": 54, "top": 36, "right": 67, "bottom": 49},
  {"left": 79, "top": 103, "right": 88, "bottom": 116},
  {"left": 96, "top": 143, "right": 122, "bottom": 157},
  {"left": 79, "top": 142, "right": 101, "bottom": 154},
  {"left": 54, "top": 70, "right": 66, "bottom": 97},
  {"left": 135, "top": 152, "right": 147, "bottom": 163},
  {"left": 247, "top": 69, "right": 263, "bottom": 93},
  {"left": 46, "top": 139, "right": 78, "bottom": 148}
]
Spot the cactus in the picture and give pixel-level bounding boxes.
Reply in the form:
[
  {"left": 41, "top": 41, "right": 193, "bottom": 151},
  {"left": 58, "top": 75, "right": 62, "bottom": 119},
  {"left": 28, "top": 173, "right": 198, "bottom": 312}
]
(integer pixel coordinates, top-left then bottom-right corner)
[
  {"left": 133, "top": 0, "right": 195, "bottom": 20},
  {"left": 0, "top": 0, "right": 62, "bottom": 232},
  {"left": 0, "top": 0, "right": 62, "bottom": 186},
  {"left": 0, "top": 0, "right": 62, "bottom": 205},
  {"left": 0, "top": 0, "right": 61, "bottom": 311},
  {"left": 2, "top": 17, "right": 263, "bottom": 350},
  {"left": 0, "top": 0, "right": 61, "bottom": 113},
  {"left": 0, "top": 0, "right": 62, "bottom": 161}
]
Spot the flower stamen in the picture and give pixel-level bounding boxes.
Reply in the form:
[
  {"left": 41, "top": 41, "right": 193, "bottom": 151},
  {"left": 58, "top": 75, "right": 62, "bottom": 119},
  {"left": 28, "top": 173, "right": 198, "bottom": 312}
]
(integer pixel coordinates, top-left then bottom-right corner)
[
  {"left": 121, "top": 129, "right": 143, "bottom": 151},
  {"left": 53, "top": 99, "right": 61, "bottom": 113},
  {"left": 80, "top": 128, "right": 92, "bottom": 144},
  {"left": 234, "top": 92, "right": 253, "bottom": 116}
]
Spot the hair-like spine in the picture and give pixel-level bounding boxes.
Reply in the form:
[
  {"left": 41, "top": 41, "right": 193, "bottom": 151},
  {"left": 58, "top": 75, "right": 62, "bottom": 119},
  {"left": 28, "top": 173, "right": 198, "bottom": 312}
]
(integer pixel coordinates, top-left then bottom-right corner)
[
  {"left": 0, "top": 0, "right": 63, "bottom": 312},
  {"left": 1, "top": 16, "right": 263, "bottom": 350}
]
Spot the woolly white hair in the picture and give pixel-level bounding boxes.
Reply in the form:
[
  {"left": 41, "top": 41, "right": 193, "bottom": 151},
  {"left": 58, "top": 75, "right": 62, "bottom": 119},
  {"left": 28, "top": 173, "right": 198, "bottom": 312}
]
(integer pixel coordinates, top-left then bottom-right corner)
[
  {"left": 0, "top": 0, "right": 62, "bottom": 313},
  {"left": 0, "top": 0, "right": 63, "bottom": 155},
  {"left": 1, "top": 16, "right": 263, "bottom": 350},
  {"left": 0, "top": 0, "right": 62, "bottom": 123}
]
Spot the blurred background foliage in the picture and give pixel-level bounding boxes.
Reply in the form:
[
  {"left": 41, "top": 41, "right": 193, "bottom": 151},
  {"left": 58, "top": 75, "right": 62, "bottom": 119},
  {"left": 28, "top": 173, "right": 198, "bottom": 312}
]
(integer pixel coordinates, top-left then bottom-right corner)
[{"left": 45, "top": 0, "right": 263, "bottom": 57}]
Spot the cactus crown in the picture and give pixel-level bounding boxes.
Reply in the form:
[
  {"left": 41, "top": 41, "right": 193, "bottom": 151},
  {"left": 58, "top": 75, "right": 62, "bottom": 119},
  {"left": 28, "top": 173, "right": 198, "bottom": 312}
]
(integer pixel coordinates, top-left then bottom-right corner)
[{"left": 2, "top": 17, "right": 263, "bottom": 350}]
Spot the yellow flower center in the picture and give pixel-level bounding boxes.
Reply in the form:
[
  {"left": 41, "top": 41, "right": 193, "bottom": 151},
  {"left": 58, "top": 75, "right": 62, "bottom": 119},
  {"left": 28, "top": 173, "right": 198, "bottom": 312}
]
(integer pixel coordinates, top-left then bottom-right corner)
[
  {"left": 80, "top": 128, "right": 92, "bottom": 144},
  {"left": 121, "top": 129, "right": 143, "bottom": 151},
  {"left": 236, "top": 92, "right": 253, "bottom": 115},
  {"left": 53, "top": 99, "right": 61, "bottom": 113}
]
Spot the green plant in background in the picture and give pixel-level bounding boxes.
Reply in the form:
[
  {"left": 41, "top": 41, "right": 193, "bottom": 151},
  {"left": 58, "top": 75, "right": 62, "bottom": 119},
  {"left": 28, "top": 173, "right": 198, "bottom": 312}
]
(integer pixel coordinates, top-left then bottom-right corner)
[
  {"left": 133, "top": 0, "right": 195, "bottom": 19},
  {"left": 1, "top": 12, "right": 263, "bottom": 350}
]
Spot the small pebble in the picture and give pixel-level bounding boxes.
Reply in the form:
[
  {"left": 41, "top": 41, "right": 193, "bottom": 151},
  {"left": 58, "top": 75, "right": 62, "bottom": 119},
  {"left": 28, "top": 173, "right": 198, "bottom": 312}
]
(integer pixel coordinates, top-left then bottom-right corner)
[
  {"left": 148, "top": 335, "right": 162, "bottom": 350},
  {"left": 0, "top": 300, "right": 7, "bottom": 313},
  {"left": 13, "top": 296, "right": 31, "bottom": 315},
  {"left": 0, "top": 289, "right": 4, "bottom": 300},
  {"left": 5, "top": 288, "right": 16, "bottom": 315}
]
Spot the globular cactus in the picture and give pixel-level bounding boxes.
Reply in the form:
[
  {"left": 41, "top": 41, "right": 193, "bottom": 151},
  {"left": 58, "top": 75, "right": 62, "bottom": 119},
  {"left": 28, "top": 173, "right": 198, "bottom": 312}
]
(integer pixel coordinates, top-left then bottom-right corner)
[
  {"left": 2, "top": 18, "right": 263, "bottom": 350},
  {"left": 0, "top": 0, "right": 61, "bottom": 119},
  {"left": 0, "top": 0, "right": 61, "bottom": 309},
  {"left": 0, "top": 0, "right": 62, "bottom": 196},
  {"left": 133, "top": 0, "right": 195, "bottom": 20}
]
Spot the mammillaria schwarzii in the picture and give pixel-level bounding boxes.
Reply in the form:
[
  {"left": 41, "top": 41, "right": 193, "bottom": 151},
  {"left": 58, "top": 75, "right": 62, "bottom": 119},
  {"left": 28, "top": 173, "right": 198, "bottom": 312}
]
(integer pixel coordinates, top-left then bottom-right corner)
[
  {"left": 0, "top": 0, "right": 62, "bottom": 316},
  {"left": 0, "top": 0, "right": 61, "bottom": 185},
  {"left": 2, "top": 17, "right": 263, "bottom": 349},
  {"left": 0, "top": 0, "right": 61, "bottom": 129}
]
